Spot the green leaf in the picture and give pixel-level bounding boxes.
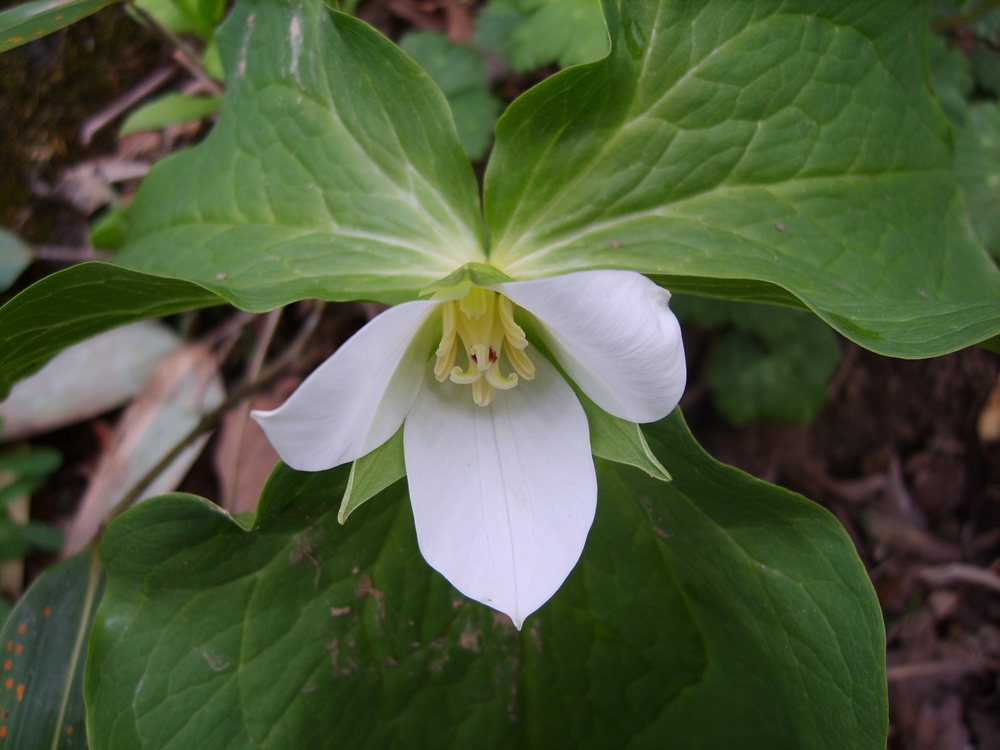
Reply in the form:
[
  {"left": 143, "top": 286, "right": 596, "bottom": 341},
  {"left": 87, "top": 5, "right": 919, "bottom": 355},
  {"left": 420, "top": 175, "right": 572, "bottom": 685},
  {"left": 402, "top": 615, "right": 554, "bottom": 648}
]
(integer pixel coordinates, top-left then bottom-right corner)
[
  {"left": 399, "top": 31, "right": 501, "bottom": 161},
  {"left": 0, "top": 0, "right": 119, "bottom": 52},
  {"left": 0, "top": 448, "right": 62, "bottom": 508},
  {"left": 484, "top": 1, "right": 1000, "bottom": 357},
  {"left": 119, "top": 93, "right": 222, "bottom": 136},
  {"left": 955, "top": 102, "right": 1000, "bottom": 259},
  {"left": 89, "top": 200, "right": 131, "bottom": 250},
  {"left": 476, "top": 0, "right": 608, "bottom": 73},
  {"left": 0, "top": 263, "right": 222, "bottom": 399},
  {"left": 0, "top": 519, "right": 64, "bottom": 557},
  {"left": 0, "top": 549, "right": 103, "bottom": 748},
  {"left": 0, "top": 229, "right": 31, "bottom": 293},
  {"left": 88, "top": 412, "right": 885, "bottom": 748},
  {"left": 133, "top": 0, "right": 225, "bottom": 39},
  {"left": 116, "top": 0, "right": 486, "bottom": 311}
]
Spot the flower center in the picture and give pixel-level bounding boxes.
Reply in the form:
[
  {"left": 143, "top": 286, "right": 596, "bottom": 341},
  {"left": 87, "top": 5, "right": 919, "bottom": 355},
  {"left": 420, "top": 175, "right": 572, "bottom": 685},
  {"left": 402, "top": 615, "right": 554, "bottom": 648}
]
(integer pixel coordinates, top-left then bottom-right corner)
[{"left": 434, "top": 288, "right": 535, "bottom": 407}]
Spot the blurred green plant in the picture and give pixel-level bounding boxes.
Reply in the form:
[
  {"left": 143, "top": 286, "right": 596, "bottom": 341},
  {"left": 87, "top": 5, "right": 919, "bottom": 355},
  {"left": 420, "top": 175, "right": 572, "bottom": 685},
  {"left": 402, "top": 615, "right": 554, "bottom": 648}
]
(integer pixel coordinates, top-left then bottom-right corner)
[
  {"left": 675, "top": 297, "right": 842, "bottom": 427},
  {"left": 475, "top": 0, "right": 608, "bottom": 72},
  {"left": 0, "top": 448, "right": 63, "bottom": 558},
  {"left": 400, "top": 31, "right": 501, "bottom": 161}
]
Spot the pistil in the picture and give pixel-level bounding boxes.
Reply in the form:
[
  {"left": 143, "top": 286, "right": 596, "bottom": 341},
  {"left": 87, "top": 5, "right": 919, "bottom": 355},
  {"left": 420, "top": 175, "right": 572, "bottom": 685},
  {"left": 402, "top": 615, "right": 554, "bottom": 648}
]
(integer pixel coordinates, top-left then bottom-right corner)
[{"left": 434, "top": 288, "right": 535, "bottom": 406}]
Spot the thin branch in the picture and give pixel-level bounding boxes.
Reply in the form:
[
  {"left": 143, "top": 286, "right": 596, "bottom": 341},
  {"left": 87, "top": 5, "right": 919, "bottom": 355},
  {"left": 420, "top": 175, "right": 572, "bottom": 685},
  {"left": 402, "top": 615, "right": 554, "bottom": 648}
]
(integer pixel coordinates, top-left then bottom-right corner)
[
  {"left": 932, "top": 0, "right": 1000, "bottom": 32},
  {"left": 887, "top": 659, "right": 997, "bottom": 682},
  {"left": 80, "top": 65, "right": 176, "bottom": 145},
  {"left": 216, "top": 308, "right": 283, "bottom": 509},
  {"left": 920, "top": 563, "right": 1000, "bottom": 594},
  {"left": 105, "top": 302, "right": 325, "bottom": 523},
  {"left": 129, "top": 4, "right": 223, "bottom": 97},
  {"left": 33, "top": 245, "right": 114, "bottom": 263}
]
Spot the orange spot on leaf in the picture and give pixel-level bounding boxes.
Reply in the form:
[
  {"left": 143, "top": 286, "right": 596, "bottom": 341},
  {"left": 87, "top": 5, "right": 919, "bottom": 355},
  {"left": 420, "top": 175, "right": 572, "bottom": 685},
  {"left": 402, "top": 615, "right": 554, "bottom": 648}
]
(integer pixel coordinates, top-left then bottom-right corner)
[
  {"left": 4, "top": 678, "right": 12, "bottom": 689},
  {"left": 66, "top": 726, "right": 74, "bottom": 736},
  {"left": 15, "top": 685, "right": 23, "bottom": 702},
  {"left": 15, "top": 625, "right": 25, "bottom": 636},
  {"left": 2, "top": 661, "right": 10, "bottom": 671},
  {"left": 4, "top": 643, "right": 10, "bottom": 652},
  {"left": 42, "top": 607, "right": 51, "bottom": 617},
  {"left": 0, "top": 726, "right": 7, "bottom": 737},
  {"left": 13, "top": 647, "right": 21, "bottom": 656}
]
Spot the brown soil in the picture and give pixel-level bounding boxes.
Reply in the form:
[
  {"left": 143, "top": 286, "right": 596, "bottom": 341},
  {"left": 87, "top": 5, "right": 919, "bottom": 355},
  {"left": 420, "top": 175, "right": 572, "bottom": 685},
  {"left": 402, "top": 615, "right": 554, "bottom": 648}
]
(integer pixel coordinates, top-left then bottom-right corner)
[
  {"left": 3, "top": 2, "right": 999, "bottom": 747},
  {"left": 685, "top": 335, "right": 1000, "bottom": 750}
]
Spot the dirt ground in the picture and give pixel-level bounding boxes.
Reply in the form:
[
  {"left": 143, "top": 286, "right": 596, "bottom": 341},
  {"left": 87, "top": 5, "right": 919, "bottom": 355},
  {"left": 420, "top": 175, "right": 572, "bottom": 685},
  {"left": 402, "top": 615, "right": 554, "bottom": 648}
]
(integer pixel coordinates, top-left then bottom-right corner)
[
  {"left": 683, "top": 330, "right": 1000, "bottom": 750},
  {"left": 2, "top": 3, "right": 999, "bottom": 748}
]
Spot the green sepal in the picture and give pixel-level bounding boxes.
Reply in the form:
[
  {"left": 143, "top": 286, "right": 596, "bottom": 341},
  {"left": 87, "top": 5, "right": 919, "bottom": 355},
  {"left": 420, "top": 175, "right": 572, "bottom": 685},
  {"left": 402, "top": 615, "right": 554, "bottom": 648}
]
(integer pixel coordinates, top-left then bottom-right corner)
[
  {"left": 338, "top": 426, "right": 406, "bottom": 524},
  {"left": 419, "top": 262, "right": 516, "bottom": 300},
  {"left": 579, "top": 392, "right": 670, "bottom": 482}
]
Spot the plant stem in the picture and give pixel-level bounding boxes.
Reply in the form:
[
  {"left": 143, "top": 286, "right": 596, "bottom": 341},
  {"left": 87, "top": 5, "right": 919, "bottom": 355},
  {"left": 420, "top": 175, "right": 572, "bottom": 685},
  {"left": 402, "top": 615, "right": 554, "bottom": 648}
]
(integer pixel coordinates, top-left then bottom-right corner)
[
  {"left": 33, "top": 246, "right": 113, "bottom": 263},
  {"left": 129, "top": 4, "right": 223, "bottom": 97}
]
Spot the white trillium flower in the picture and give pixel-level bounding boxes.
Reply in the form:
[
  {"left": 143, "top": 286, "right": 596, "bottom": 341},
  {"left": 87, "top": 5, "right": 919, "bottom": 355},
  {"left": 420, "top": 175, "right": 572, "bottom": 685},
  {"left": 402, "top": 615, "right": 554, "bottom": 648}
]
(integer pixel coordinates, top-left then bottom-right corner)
[{"left": 252, "top": 269, "right": 685, "bottom": 628}]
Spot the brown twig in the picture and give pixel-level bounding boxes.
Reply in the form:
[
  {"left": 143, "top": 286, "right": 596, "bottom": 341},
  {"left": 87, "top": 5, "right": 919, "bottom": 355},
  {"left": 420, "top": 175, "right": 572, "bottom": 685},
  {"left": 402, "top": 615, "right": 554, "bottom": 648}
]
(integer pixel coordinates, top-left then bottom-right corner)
[
  {"left": 32, "top": 245, "right": 114, "bottom": 263},
  {"left": 216, "top": 308, "right": 283, "bottom": 509},
  {"left": 920, "top": 563, "right": 1000, "bottom": 595},
  {"left": 129, "top": 4, "right": 223, "bottom": 97},
  {"left": 105, "top": 302, "right": 325, "bottom": 522},
  {"left": 80, "top": 65, "right": 177, "bottom": 145},
  {"left": 931, "top": 0, "right": 1000, "bottom": 32},
  {"left": 887, "top": 659, "right": 996, "bottom": 682}
]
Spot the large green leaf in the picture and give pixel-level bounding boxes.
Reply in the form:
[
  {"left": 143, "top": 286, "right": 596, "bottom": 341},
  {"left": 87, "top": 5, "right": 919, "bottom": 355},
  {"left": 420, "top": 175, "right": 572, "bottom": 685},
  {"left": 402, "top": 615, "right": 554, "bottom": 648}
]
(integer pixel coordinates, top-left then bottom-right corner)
[
  {"left": 0, "top": 549, "right": 103, "bottom": 748},
  {"left": 115, "top": 0, "right": 485, "bottom": 310},
  {"left": 484, "top": 0, "right": 1000, "bottom": 357},
  {"left": 87, "top": 412, "right": 885, "bottom": 748},
  {"left": 0, "top": 263, "right": 221, "bottom": 399}
]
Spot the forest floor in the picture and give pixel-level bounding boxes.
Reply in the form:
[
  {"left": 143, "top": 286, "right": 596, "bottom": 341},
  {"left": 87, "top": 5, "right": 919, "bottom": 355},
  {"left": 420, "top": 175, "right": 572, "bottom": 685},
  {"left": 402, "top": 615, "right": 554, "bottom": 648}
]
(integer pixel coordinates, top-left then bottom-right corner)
[{"left": 1, "top": 2, "right": 998, "bottom": 748}]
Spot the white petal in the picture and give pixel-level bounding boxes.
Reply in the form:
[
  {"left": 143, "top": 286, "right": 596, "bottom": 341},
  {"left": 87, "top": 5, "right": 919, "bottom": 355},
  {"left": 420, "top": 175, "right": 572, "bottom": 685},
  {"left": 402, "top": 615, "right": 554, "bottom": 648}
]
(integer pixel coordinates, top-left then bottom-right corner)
[
  {"left": 252, "top": 301, "right": 437, "bottom": 471},
  {"left": 404, "top": 355, "right": 595, "bottom": 629},
  {"left": 497, "top": 270, "right": 686, "bottom": 423}
]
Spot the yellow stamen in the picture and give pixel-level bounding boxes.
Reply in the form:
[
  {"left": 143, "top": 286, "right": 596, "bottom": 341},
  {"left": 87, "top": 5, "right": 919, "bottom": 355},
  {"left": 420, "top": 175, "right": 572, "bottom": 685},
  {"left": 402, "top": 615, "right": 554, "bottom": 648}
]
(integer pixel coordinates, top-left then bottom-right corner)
[{"left": 433, "top": 288, "right": 536, "bottom": 406}]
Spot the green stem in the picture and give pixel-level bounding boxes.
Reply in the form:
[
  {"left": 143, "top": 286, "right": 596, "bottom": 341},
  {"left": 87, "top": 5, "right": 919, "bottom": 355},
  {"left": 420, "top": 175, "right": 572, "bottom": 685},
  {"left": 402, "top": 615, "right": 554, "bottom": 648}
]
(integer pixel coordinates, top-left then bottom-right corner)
[{"left": 129, "top": 3, "right": 223, "bottom": 96}]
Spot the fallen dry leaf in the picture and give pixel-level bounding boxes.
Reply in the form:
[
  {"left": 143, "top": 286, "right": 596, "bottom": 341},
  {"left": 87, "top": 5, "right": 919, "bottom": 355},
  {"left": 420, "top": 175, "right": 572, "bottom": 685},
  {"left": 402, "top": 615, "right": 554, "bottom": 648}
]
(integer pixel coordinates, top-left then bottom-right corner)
[
  {"left": 0, "top": 322, "right": 182, "bottom": 442},
  {"left": 62, "top": 344, "right": 225, "bottom": 556},
  {"left": 214, "top": 376, "right": 299, "bottom": 515},
  {"left": 977, "top": 375, "right": 1000, "bottom": 443}
]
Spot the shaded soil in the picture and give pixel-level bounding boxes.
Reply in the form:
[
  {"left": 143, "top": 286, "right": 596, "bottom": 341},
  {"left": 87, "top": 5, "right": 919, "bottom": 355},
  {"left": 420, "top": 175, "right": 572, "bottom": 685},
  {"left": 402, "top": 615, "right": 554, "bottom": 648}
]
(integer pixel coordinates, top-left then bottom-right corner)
[
  {"left": 3, "top": 2, "right": 999, "bottom": 747},
  {"left": 684, "top": 332, "right": 1000, "bottom": 750}
]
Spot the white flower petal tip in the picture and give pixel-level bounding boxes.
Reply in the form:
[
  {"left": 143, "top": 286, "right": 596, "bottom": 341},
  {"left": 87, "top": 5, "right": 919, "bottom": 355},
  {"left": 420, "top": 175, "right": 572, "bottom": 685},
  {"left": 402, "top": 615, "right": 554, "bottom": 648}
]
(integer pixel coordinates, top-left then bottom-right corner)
[
  {"left": 251, "top": 300, "right": 437, "bottom": 472},
  {"left": 497, "top": 270, "right": 687, "bottom": 424},
  {"left": 404, "top": 355, "right": 596, "bottom": 629}
]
